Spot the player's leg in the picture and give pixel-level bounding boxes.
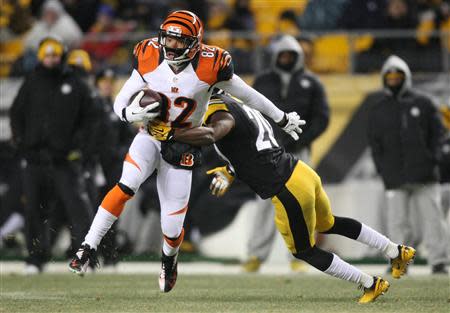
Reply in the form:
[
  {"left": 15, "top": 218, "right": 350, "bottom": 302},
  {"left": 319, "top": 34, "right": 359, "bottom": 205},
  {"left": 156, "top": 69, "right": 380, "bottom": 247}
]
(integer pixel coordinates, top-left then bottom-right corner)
[
  {"left": 156, "top": 159, "right": 192, "bottom": 292},
  {"left": 70, "top": 133, "right": 158, "bottom": 274},
  {"left": 273, "top": 161, "right": 388, "bottom": 303},
  {"left": 243, "top": 197, "right": 277, "bottom": 272},
  {"left": 411, "top": 184, "right": 449, "bottom": 273},
  {"left": 312, "top": 168, "right": 415, "bottom": 279}
]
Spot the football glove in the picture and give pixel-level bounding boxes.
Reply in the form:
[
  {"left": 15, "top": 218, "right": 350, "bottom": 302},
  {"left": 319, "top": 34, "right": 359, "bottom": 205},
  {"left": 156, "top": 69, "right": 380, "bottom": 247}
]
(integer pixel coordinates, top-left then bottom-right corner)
[
  {"left": 278, "top": 112, "right": 306, "bottom": 141},
  {"left": 206, "top": 165, "right": 235, "bottom": 197},
  {"left": 122, "top": 90, "right": 160, "bottom": 123},
  {"left": 148, "top": 120, "right": 174, "bottom": 141}
]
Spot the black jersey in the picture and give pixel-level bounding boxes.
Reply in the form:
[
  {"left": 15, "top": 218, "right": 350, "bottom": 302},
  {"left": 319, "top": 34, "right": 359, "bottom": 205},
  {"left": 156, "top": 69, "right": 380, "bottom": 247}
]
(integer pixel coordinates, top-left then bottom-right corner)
[{"left": 204, "top": 94, "right": 296, "bottom": 199}]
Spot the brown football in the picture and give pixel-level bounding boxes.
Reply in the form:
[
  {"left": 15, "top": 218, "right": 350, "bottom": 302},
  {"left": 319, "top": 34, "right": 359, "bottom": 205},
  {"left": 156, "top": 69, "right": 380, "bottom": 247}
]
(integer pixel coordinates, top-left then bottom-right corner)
[{"left": 139, "top": 88, "right": 162, "bottom": 109}]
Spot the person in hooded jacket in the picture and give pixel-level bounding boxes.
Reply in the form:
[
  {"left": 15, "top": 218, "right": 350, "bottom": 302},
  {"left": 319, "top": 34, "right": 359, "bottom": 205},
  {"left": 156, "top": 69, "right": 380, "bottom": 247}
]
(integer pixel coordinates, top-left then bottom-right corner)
[
  {"left": 9, "top": 37, "right": 94, "bottom": 274},
  {"left": 366, "top": 55, "right": 449, "bottom": 274},
  {"left": 242, "top": 35, "right": 330, "bottom": 272}
]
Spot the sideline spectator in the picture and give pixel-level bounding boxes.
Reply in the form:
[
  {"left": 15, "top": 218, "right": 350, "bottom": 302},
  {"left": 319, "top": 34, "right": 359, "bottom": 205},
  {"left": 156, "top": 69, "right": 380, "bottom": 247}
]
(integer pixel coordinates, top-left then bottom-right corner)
[
  {"left": 338, "top": 0, "right": 386, "bottom": 29},
  {"left": 277, "top": 10, "right": 300, "bottom": 36},
  {"left": 366, "top": 55, "right": 449, "bottom": 274},
  {"left": 24, "top": 0, "right": 82, "bottom": 50},
  {"left": 353, "top": 0, "right": 443, "bottom": 72},
  {"left": 298, "top": 0, "right": 348, "bottom": 31},
  {"left": 222, "top": 0, "right": 256, "bottom": 74},
  {"left": 82, "top": 4, "right": 135, "bottom": 68},
  {"left": 223, "top": 0, "right": 255, "bottom": 31},
  {"left": 10, "top": 37, "right": 94, "bottom": 274},
  {"left": 62, "top": 0, "right": 99, "bottom": 32}
]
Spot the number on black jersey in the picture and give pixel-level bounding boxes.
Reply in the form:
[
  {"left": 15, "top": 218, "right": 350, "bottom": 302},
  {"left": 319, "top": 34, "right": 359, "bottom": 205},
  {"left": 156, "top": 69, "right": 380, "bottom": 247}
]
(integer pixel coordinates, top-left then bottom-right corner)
[{"left": 242, "top": 106, "right": 279, "bottom": 151}]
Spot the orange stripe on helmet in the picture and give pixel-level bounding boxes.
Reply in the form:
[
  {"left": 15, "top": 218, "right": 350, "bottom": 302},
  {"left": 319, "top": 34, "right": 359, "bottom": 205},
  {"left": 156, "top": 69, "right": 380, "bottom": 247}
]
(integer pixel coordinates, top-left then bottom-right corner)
[
  {"left": 162, "top": 10, "right": 203, "bottom": 38},
  {"left": 162, "top": 20, "right": 195, "bottom": 36}
]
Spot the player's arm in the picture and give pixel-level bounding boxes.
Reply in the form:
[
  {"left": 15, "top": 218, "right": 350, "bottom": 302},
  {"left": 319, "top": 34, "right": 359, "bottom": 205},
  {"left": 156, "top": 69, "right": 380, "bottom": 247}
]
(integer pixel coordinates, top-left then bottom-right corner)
[
  {"left": 114, "top": 39, "right": 161, "bottom": 123},
  {"left": 113, "top": 69, "right": 147, "bottom": 119},
  {"left": 172, "top": 111, "right": 235, "bottom": 146},
  {"left": 216, "top": 74, "right": 305, "bottom": 140}
]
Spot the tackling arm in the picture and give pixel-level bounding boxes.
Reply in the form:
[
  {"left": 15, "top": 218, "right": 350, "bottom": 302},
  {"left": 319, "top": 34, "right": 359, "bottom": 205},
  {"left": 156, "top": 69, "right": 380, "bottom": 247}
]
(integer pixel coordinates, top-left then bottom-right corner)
[
  {"left": 172, "top": 111, "right": 235, "bottom": 146},
  {"left": 216, "top": 74, "right": 305, "bottom": 140}
]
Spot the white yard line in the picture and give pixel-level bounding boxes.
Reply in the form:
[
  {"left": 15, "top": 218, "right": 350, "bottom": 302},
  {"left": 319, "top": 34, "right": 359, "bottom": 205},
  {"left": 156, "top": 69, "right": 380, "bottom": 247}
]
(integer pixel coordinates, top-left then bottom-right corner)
[{"left": 0, "top": 261, "right": 437, "bottom": 276}]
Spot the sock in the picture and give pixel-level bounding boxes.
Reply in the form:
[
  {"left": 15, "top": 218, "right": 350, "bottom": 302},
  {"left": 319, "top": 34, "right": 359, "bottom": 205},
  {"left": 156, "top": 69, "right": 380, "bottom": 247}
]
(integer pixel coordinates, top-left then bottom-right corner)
[
  {"left": 162, "top": 229, "right": 185, "bottom": 256},
  {"left": 83, "top": 207, "right": 117, "bottom": 250},
  {"left": 325, "top": 254, "right": 374, "bottom": 288},
  {"left": 357, "top": 223, "right": 399, "bottom": 259},
  {"left": 0, "top": 213, "right": 25, "bottom": 238}
]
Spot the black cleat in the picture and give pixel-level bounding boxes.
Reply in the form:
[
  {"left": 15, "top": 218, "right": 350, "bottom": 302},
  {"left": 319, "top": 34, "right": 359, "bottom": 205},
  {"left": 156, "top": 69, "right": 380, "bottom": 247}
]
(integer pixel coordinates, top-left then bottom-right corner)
[
  {"left": 69, "top": 244, "right": 99, "bottom": 276},
  {"left": 432, "top": 263, "right": 448, "bottom": 274},
  {"left": 159, "top": 252, "right": 178, "bottom": 292}
]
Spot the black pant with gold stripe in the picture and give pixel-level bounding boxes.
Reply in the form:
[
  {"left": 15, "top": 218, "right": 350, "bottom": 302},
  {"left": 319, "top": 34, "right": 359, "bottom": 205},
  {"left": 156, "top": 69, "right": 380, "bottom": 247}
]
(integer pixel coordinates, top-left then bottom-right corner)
[{"left": 271, "top": 161, "right": 362, "bottom": 271}]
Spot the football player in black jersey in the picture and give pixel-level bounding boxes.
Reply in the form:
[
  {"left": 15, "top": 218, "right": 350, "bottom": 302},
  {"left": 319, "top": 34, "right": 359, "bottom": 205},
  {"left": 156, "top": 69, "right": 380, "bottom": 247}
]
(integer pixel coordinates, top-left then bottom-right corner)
[{"left": 148, "top": 93, "right": 416, "bottom": 303}]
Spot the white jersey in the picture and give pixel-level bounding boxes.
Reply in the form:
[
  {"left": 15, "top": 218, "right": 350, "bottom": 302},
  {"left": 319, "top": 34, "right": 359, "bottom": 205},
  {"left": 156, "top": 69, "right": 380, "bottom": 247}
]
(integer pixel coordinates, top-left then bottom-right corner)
[{"left": 113, "top": 37, "right": 285, "bottom": 129}]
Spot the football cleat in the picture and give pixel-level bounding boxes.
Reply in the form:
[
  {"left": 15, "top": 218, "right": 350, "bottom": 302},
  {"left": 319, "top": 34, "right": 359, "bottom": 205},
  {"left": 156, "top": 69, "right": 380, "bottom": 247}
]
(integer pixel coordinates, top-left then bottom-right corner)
[
  {"left": 242, "top": 256, "right": 262, "bottom": 273},
  {"left": 159, "top": 252, "right": 178, "bottom": 292},
  {"left": 358, "top": 276, "right": 390, "bottom": 304},
  {"left": 290, "top": 260, "right": 308, "bottom": 273},
  {"left": 69, "top": 244, "right": 99, "bottom": 276},
  {"left": 391, "top": 245, "right": 416, "bottom": 279}
]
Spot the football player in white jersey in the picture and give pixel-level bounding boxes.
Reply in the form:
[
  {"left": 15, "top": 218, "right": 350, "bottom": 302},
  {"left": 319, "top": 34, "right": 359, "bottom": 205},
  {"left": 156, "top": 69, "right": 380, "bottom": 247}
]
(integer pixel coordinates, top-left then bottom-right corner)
[{"left": 69, "top": 10, "right": 305, "bottom": 292}]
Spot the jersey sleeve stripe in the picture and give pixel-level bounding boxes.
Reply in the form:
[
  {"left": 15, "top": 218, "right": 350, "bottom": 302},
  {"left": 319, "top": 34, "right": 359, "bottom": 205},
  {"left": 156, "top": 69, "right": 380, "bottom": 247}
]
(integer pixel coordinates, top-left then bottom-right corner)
[
  {"left": 141, "top": 39, "right": 150, "bottom": 54},
  {"left": 134, "top": 38, "right": 160, "bottom": 75}
]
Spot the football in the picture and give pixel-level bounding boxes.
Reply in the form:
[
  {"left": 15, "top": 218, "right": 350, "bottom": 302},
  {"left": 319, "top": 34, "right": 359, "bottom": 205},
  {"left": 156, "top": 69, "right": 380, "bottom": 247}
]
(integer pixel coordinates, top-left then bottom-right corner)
[{"left": 139, "top": 88, "right": 162, "bottom": 109}]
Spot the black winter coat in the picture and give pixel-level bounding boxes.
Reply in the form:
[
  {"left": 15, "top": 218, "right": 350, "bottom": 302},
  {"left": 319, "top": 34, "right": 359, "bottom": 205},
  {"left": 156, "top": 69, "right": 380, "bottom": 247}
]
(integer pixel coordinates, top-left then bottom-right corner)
[
  {"left": 10, "top": 65, "right": 95, "bottom": 162},
  {"left": 253, "top": 70, "right": 329, "bottom": 153},
  {"left": 367, "top": 89, "right": 444, "bottom": 189}
]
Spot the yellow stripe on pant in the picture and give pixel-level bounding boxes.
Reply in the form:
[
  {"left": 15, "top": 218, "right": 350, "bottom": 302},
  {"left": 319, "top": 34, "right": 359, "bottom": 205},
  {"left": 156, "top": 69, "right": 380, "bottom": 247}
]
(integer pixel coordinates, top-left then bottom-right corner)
[{"left": 271, "top": 161, "right": 335, "bottom": 254}]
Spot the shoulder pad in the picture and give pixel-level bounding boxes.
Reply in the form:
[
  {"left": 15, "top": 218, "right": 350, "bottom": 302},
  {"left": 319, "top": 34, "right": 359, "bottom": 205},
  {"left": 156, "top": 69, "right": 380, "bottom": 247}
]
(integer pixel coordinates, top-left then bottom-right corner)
[
  {"left": 195, "top": 45, "right": 234, "bottom": 86},
  {"left": 133, "top": 38, "right": 161, "bottom": 76},
  {"left": 203, "top": 96, "right": 230, "bottom": 124}
]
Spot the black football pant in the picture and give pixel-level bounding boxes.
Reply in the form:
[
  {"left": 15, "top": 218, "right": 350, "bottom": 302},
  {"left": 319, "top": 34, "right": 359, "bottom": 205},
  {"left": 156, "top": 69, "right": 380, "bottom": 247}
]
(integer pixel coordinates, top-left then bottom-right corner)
[
  {"left": 22, "top": 162, "right": 93, "bottom": 267},
  {"left": 0, "top": 156, "right": 23, "bottom": 225}
]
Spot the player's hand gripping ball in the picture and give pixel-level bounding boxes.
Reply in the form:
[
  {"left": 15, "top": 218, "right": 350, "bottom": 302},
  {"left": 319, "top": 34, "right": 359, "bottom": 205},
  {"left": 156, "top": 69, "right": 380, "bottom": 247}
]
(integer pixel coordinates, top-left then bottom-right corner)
[{"left": 122, "top": 88, "right": 162, "bottom": 123}]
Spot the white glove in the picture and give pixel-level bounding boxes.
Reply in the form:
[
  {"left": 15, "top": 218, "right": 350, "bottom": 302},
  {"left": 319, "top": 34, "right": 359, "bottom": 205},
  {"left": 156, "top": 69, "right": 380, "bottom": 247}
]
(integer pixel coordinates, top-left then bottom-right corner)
[
  {"left": 122, "top": 91, "right": 160, "bottom": 123},
  {"left": 278, "top": 112, "right": 306, "bottom": 141},
  {"left": 206, "top": 165, "right": 235, "bottom": 197}
]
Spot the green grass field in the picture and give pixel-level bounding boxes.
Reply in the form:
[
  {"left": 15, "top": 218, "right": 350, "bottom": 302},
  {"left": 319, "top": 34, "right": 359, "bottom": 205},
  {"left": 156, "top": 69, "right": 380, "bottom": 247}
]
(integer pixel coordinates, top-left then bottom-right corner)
[{"left": 1, "top": 274, "right": 449, "bottom": 313}]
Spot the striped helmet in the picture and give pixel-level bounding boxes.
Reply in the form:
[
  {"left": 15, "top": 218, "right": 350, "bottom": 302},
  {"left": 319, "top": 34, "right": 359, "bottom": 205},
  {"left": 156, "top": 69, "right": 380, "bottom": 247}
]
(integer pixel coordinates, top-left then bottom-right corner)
[{"left": 158, "top": 10, "right": 203, "bottom": 65}]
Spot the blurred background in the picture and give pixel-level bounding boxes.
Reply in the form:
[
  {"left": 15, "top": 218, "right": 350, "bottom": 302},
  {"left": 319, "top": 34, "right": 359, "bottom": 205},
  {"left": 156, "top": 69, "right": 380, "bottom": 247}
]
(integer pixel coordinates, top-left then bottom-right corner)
[{"left": 1, "top": 0, "right": 449, "bottom": 270}]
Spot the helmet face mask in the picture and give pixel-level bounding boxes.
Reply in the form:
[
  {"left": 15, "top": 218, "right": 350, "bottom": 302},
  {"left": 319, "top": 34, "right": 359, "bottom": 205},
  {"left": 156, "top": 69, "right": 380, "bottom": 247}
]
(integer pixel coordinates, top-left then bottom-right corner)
[
  {"left": 159, "top": 30, "right": 198, "bottom": 65},
  {"left": 158, "top": 10, "right": 203, "bottom": 66}
]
